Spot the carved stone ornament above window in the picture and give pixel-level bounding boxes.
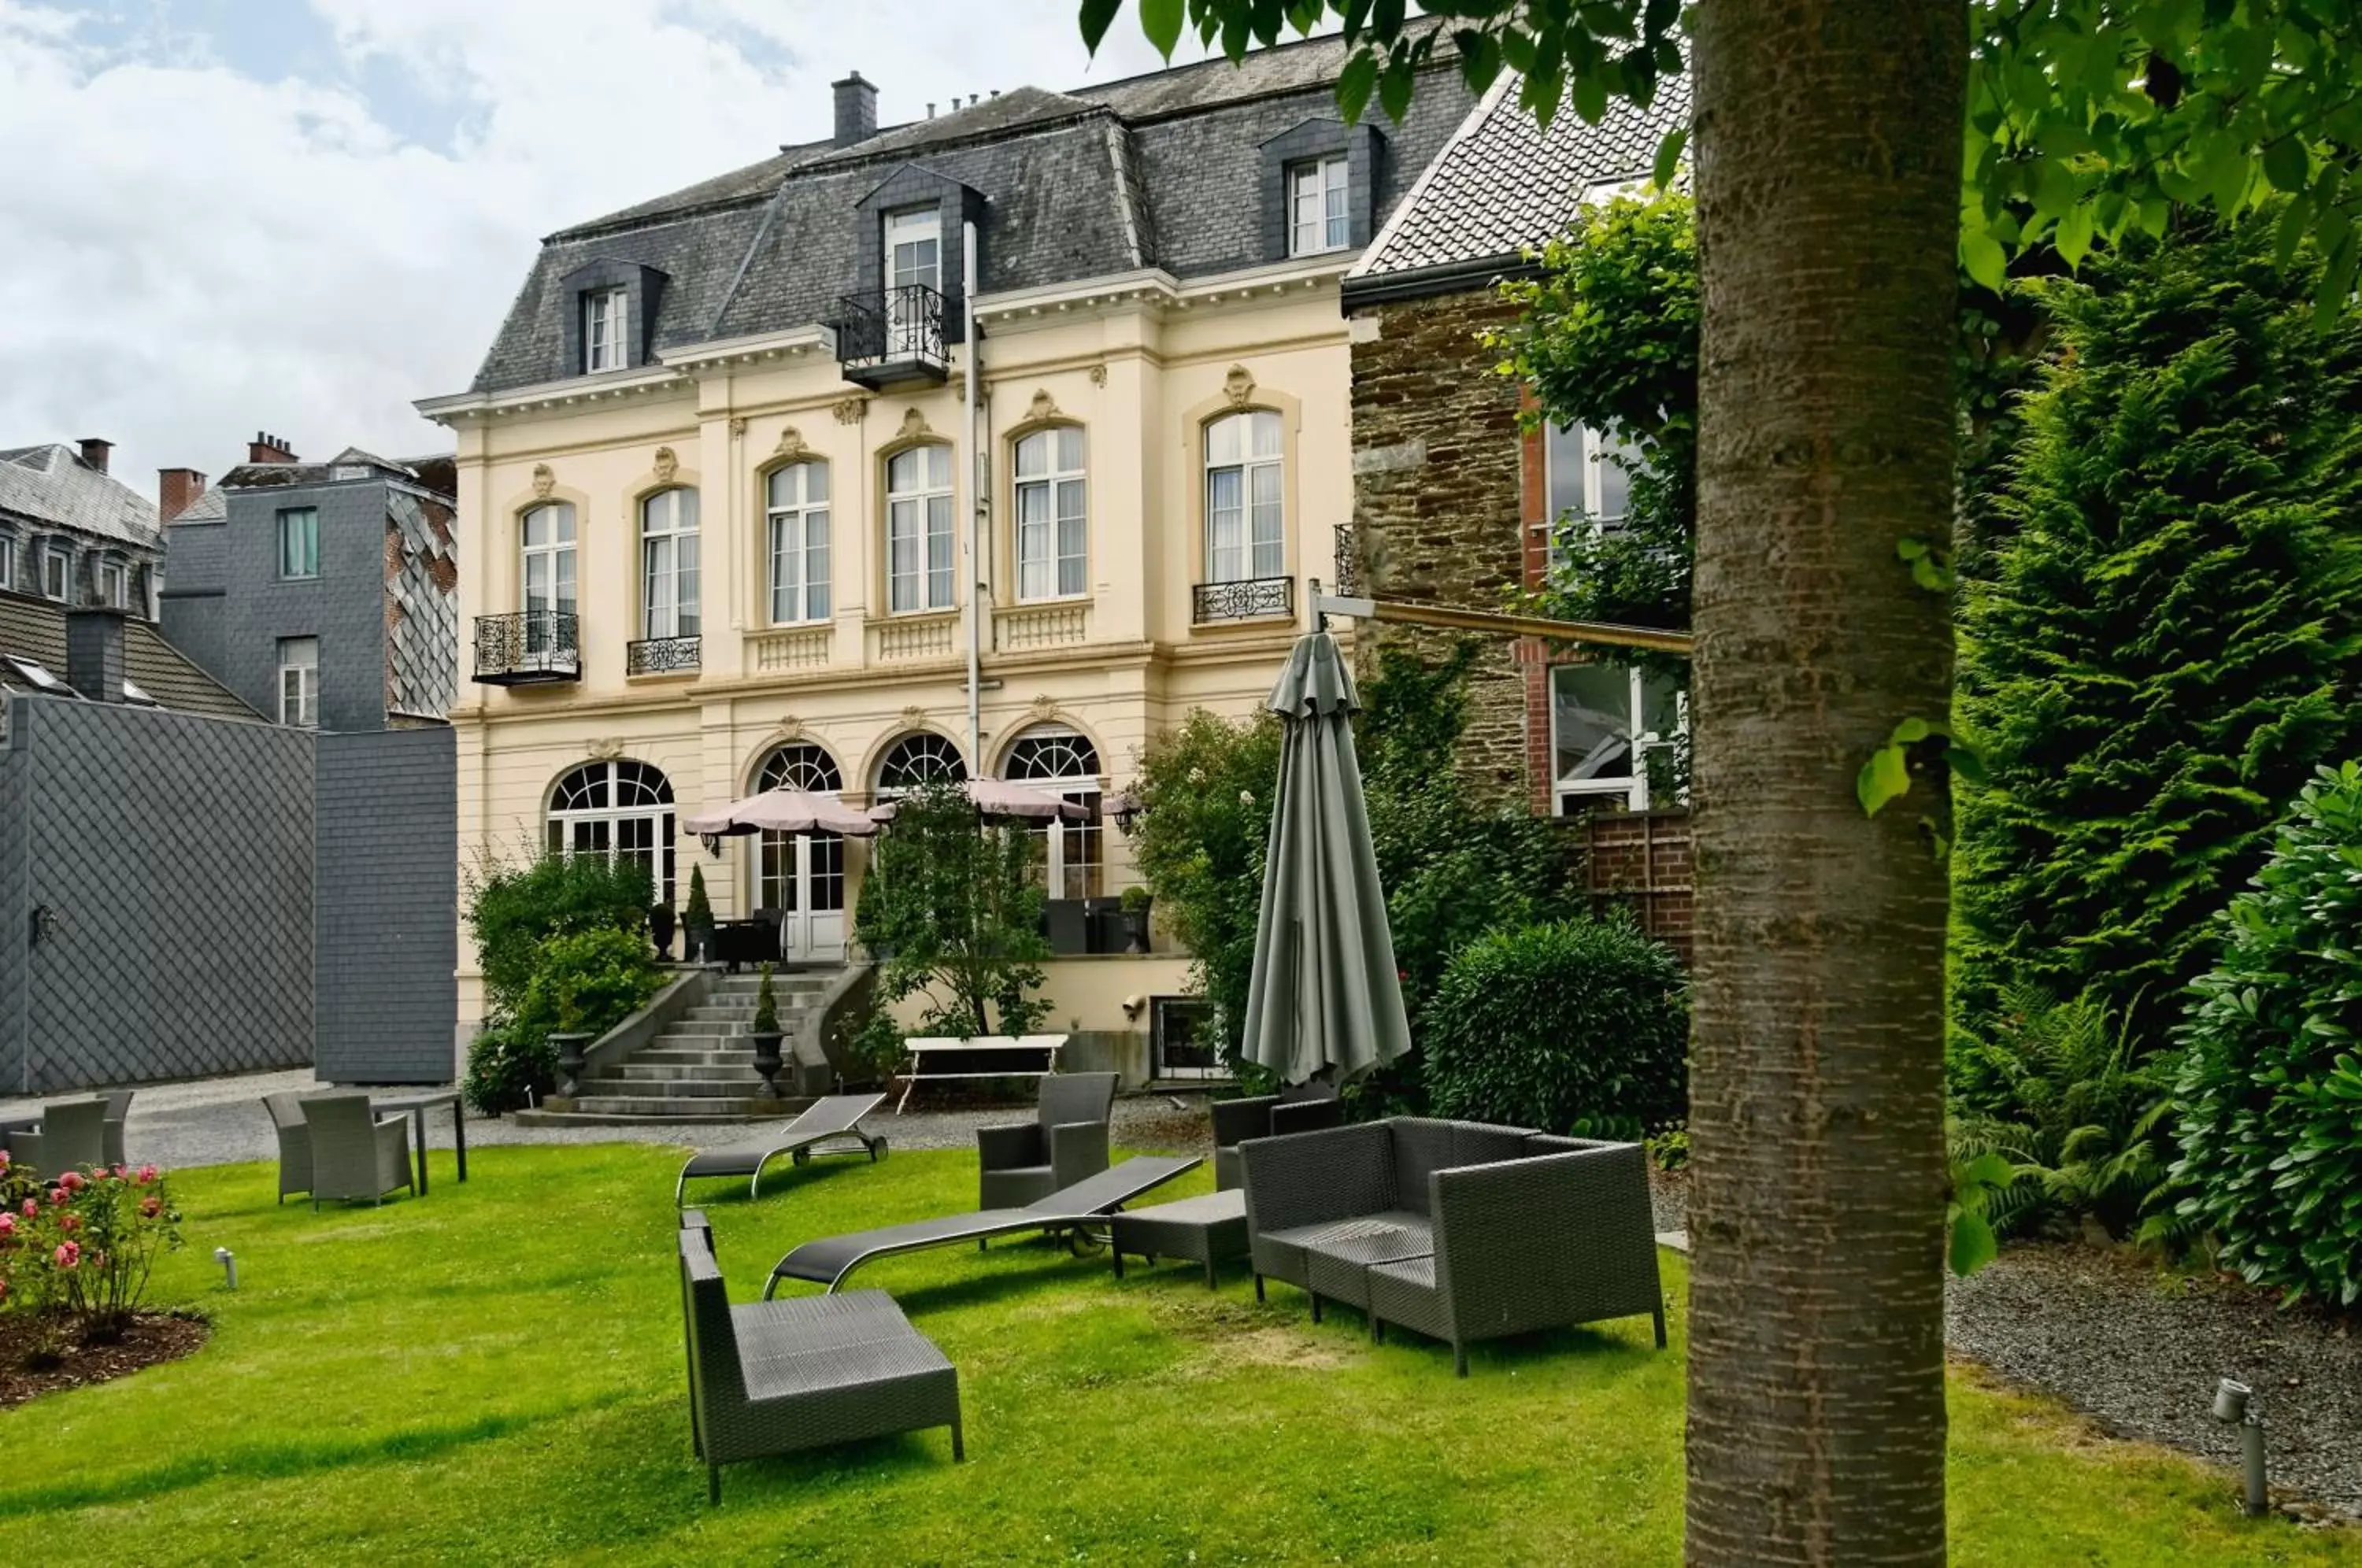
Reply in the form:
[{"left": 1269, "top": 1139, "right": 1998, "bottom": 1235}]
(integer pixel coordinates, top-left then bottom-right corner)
[
  {"left": 728, "top": 416, "right": 749, "bottom": 438},
  {"left": 1026, "top": 389, "right": 1061, "bottom": 423},
  {"left": 896, "top": 407, "right": 932, "bottom": 442},
  {"left": 1029, "top": 694, "right": 1061, "bottom": 719},
  {"left": 774, "top": 426, "right": 808, "bottom": 460},
  {"left": 773, "top": 716, "right": 806, "bottom": 742},
  {"left": 1223, "top": 365, "right": 1256, "bottom": 408},
  {"left": 1087, "top": 363, "right": 1109, "bottom": 388},
  {"left": 900, "top": 704, "right": 929, "bottom": 724},
  {"left": 531, "top": 463, "right": 556, "bottom": 501},
  {"left": 653, "top": 446, "right": 679, "bottom": 483},
  {"left": 832, "top": 395, "right": 868, "bottom": 425},
  {"left": 586, "top": 738, "right": 625, "bottom": 760}
]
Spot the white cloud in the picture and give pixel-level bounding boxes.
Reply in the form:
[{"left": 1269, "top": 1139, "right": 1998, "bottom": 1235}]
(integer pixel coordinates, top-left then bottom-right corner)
[{"left": 0, "top": 0, "right": 1220, "bottom": 491}]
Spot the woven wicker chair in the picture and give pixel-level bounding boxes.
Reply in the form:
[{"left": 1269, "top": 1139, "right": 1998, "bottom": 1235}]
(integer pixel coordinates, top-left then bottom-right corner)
[
  {"left": 3, "top": 1097, "right": 109, "bottom": 1178},
  {"left": 679, "top": 1219, "right": 962, "bottom": 1502},
  {"left": 976, "top": 1071, "right": 1116, "bottom": 1210},
  {"left": 101, "top": 1089, "right": 133, "bottom": 1168},
  {"left": 301, "top": 1093, "right": 414, "bottom": 1209},
  {"left": 1210, "top": 1084, "right": 1343, "bottom": 1190},
  {"left": 262, "top": 1092, "right": 313, "bottom": 1204}
]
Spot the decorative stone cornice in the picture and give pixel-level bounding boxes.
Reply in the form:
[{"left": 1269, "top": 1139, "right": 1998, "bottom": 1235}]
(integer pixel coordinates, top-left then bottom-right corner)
[{"left": 832, "top": 395, "right": 869, "bottom": 425}]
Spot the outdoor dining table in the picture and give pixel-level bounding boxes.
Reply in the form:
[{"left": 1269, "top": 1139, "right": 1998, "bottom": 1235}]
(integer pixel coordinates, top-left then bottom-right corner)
[{"left": 367, "top": 1089, "right": 468, "bottom": 1195}]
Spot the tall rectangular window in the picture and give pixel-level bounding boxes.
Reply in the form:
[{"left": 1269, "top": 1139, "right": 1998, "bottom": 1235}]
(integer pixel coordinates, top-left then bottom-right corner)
[
  {"left": 766, "top": 463, "right": 831, "bottom": 624},
  {"left": 0, "top": 536, "right": 13, "bottom": 592},
  {"left": 278, "top": 636, "right": 320, "bottom": 728},
  {"left": 278, "top": 507, "right": 319, "bottom": 579},
  {"left": 1551, "top": 663, "right": 1685, "bottom": 813},
  {"left": 1543, "top": 422, "right": 1638, "bottom": 565},
  {"left": 638, "top": 488, "right": 700, "bottom": 640},
  {"left": 1288, "top": 154, "right": 1349, "bottom": 256},
  {"left": 97, "top": 561, "right": 127, "bottom": 608},
  {"left": 1013, "top": 427, "right": 1087, "bottom": 601},
  {"left": 41, "top": 546, "right": 68, "bottom": 601},
  {"left": 583, "top": 287, "right": 628, "bottom": 372},
  {"left": 1205, "top": 410, "right": 1285, "bottom": 583},
  {"left": 520, "top": 502, "right": 577, "bottom": 657},
  {"left": 885, "top": 444, "right": 955, "bottom": 613}
]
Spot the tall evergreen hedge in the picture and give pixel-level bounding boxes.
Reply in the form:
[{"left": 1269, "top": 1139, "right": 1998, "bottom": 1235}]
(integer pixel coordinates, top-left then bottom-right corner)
[{"left": 1952, "top": 215, "right": 2362, "bottom": 1082}]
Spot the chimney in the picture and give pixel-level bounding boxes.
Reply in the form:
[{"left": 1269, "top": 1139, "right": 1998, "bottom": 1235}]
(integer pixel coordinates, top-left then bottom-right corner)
[
  {"left": 65, "top": 607, "right": 127, "bottom": 704},
  {"left": 249, "top": 430, "right": 298, "bottom": 464},
  {"left": 78, "top": 437, "right": 113, "bottom": 475},
  {"left": 832, "top": 72, "right": 877, "bottom": 146},
  {"left": 158, "top": 468, "right": 208, "bottom": 523}
]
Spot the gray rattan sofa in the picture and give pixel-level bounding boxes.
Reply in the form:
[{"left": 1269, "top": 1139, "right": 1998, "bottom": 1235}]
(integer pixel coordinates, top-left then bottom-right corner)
[
  {"left": 679, "top": 1211, "right": 961, "bottom": 1501},
  {"left": 2, "top": 1097, "right": 109, "bottom": 1177},
  {"left": 1210, "top": 1084, "right": 1343, "bottom": 1190},
  {"left": 1240, "top": 1118, "right": 1665, "bottom": 1374},
  {"left": 976, "top": 1072, "right": 1116, "bottom": 1208}
]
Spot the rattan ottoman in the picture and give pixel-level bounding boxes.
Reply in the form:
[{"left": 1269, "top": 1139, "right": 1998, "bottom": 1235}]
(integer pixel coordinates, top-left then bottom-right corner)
[
  {"left": 1303, "top": 1222, "right": 1434, "bottom": 1331},
  {"left": 1107, "top": 1189, "right": 1249, "bottom": 1289}
]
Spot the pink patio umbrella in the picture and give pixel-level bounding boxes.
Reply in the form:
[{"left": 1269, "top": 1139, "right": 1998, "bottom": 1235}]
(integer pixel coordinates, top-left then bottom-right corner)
[
  {"left": 683, "top": 787, "right": 879, "bottom": 841},
  {"left": 866, "top": 778, "right": 1087, "bottom": 824}
]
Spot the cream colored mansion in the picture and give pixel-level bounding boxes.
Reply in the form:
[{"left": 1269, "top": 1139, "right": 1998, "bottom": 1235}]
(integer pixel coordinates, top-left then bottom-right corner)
[{"left": 420, "top": 43, "right": 1479, "bottom": 1040}]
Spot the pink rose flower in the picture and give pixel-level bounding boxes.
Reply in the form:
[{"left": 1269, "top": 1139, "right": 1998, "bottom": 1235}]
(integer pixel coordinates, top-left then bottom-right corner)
[
  {"left": 111, "top": 1164, "right": 127, "bottom": 1180},
  {"left": 49, "top": 1188, "right": 67, "bottom": 1206},
  {"left": 19, "top": 1199, "right": 35, "bottom": 1219},
  {"left": 58, "top": 1170, "right": 84, "bottom": 1192},
  {"left": 0, "top": 1211, "right": 14, "bottom": 1236},
  {"left": 0, "top": 1148, "right": 11, "bottom": 1168},
  {"left": 135, "top": 1165, "right": 159, "bottom": 1185},
  {"left": 139, "top": 1196, "right": 161, "bottom": 1219},
  {"left": 53, "top": 1240, "right": 79, "bottom": 1270},
  {"left": 57, "top": 1213, "right": 81, "bottom": 1233}
]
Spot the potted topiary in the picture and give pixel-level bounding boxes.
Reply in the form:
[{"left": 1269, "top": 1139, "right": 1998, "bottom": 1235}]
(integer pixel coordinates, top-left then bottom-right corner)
[
  {"left": 1120, "top": 884, "right": 1153, "bottom": 954},
  {"left": 749, "top": 962, "right": 784, "bottom": 1101},
  {"left": 683, "top": 866, "right": 714, "bottom": 963},
  {"left": 649, "top": 901, "right": 677, "bottom": 960}
]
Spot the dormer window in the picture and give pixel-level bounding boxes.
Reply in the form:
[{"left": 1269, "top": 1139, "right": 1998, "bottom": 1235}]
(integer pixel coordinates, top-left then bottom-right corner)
[
  {"left": 41, "top": 545, "right": 68, "bottom": 601},
  {"left": 0, "top": 535, "right": 14, "bottom": 592},
  {"left": 583, "top": 288, "right": 628, "bottom": 372},
  {"left": 97, "top": 560, "right": 128, "bottom": 608},
  {"left": 1288, "top": 155, "right": 1349, "bottom": 256}
]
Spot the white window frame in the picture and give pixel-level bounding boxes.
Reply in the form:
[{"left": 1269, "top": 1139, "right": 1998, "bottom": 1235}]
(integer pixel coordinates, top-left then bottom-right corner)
[
  {"left": 1288, "top": 153, "right": 1350, "bottom": 257},
  {"left": 1542, "top": 422, "right": 1638, "bottom": 568},
  {"left": 765, "top": 463, "right": 831, "bottom": 625},
  {"left": 638, "top": 488, "right": 700, "bottom": 641},
  {"left": 41, "top": 545, "right": 68, "bottom": 601},
  {"left": 278, "top": 636, "right": 319, "bottom": 728},
  {"left": 583, "top": 288, "right": 628, "bottom": 372},
  {"left": 1003, "top": 727, "right": 1103, "bottom": 901},
  {"left": 520, "top": 503, "right": 577, "bottom": 616},
  {"left": 277, "top": 506, "right": 320, "bottom": 580},
  {"left": 1013, "top": 427, "right": 1087, "bottom": 602},
  {"left": 1204, "top": 410, "right": 1285, "bottom": 584},
  {"left": 97, "top": 560, "right": 127, "bottom": 608},
  {"left": 1549, "top": 662, "right": 1686, "bottom": 813},
  {"left": 885, "top": 444, "right": 955, "bottom": 614},
  {"left": 874, "top": 732, "right": 966, "bottom": 799},
  {"left": 545, "top": 760, "right": 676, "bottom": 904},
  {"left": 0, "top": 535, "right": 15, "bottom": 592},
  {"left": 883, "top": 207, "right": 942, "bottom": 293},
  {"left": 753, "top": 743, "right": 847, "bottom": 916}
]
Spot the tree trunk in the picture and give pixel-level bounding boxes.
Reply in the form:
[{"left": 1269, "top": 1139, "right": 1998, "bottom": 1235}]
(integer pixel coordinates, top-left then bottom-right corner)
[{"left": 1685, "top": 4, "right": 1965, "bottom": 1564}]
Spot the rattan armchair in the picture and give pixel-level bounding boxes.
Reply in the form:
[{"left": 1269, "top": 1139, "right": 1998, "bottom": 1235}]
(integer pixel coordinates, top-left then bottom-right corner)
[
  {"left": 976, "top": 1071, "right": 1116, "bottom": 1209},
  {"left": 300, "top": 1093, "right": 414, "bottom": 1208},
  {"left": 1210, "top": 1083, "right": 1343, "bottom": 1190},
  {"left": 3, "top": 1097, "right": 109, "bottom": 1178},
  {"left": 262, "top": 1092, "right": 313, "bottom": 1204}
]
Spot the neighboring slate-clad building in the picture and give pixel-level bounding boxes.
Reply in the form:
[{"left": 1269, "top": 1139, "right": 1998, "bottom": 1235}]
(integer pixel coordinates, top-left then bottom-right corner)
[
  {"left": 419, "top": 35, "right": 1479, "bottom": 1066},
  {"left": 0, "top": 438, "right": 165, "bottom": 619}
]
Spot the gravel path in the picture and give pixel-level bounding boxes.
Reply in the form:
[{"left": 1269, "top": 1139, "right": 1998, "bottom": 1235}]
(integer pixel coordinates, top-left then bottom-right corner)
[{"left": 0, "top": 1072, "right": 1213, "bottom": 1175}]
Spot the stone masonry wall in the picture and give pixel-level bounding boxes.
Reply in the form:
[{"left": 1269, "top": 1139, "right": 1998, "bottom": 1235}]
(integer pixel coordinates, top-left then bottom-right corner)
[{"left": 1346, "top": 289, "right": 1531, "bottom": 801}]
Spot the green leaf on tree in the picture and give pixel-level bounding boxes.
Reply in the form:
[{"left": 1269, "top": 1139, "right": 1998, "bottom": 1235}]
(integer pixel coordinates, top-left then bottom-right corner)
[
  {"left": 1338, "top": 51, "right": 1379, "bottom": 123},
  {"left": 1140, "top": 0, "right": 1185, "bottom": 57},
  {"left": 1079, "top": 0, "right": 1122, "bottom": 54},
  {"left": 1652, "top": 127, "right": 1686, "bottom": 191},
  {"left": 1962, "top": 228, "right": 2008, "bottom": 293},
  {"left": 1857, "top": 742, "right": 1912, "bottom": 818},
  {"left": 1949, "top": 1206, "right": 1999, "bottom": 1276}
]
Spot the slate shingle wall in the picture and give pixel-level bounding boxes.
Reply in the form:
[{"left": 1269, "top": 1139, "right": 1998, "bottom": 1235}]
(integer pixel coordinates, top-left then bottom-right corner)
[
  {"left": 1, "top": 694, "right": 313, "bottom": 1093},
  {"left": 213, "top": 481, "right": 392, "bottom": 733},
  {"left": 314, "top": 727, "right": 457, "bottom": 1084}
]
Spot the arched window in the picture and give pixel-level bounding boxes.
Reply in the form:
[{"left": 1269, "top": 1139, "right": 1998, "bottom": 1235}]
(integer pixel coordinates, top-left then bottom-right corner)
[
  {"left": 765, "top": 464, "right": 831, "bottom": 625},
  {"left": 546, "top": 760, "right": 676, "bottom": 902},
  {"left": 1013, "top": 427, "right": 1087, "bottom": 601},
  {"left": 876, "top": 731, "right": 966, "bottom": 797},
  {"left": 884, "top": 444, "right": 954, "bottom": 613},
  {"left": 1204, "top": 410, "right": 1283, "bottom": 585},
  {"left": 753, "top": 742, "right": 846, "bottom": 914},
  {"left": 639, "top": 488, "right": 700, "bottom": 641},
  {"left": 1004, "top": 726, "right": 1102, "bottom": 900}
]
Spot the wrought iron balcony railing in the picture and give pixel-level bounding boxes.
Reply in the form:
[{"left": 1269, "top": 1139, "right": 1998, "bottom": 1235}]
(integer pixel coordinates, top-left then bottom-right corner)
[
  {"left": 831, "top": 283, "right": 949, "bottom": 389},
  {"left": 1190, "top": 576, "right": 1294, "bottom": 626},
  {"left": 473, "top": 611, "right": 579, "bottom": 685},
  {"left": 1332, "top": 523, "right": 1362, "bottom": 597},
  {"left": 625, "top": 634, "right": 701, "bottom": 676}
]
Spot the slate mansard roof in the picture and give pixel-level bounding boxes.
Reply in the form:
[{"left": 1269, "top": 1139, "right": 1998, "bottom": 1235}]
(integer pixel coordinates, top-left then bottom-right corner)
[
  {"left": 0, "top": 594, "right": 258, "bottom": 720},
  {"left": 0, "top": 444, "right": 161, "bottom": 550},
  {"left": 467, "top": 34, "right": 1479, "bottom": 396},
  {"left": 1347, "top": 72, "right": 1690, "bottom": 296}
]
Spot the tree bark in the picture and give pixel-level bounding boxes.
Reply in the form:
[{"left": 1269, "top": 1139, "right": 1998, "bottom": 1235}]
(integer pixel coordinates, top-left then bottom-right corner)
[{"left": 1685, "top": 3, "right": 1965, "bottom": 1565}]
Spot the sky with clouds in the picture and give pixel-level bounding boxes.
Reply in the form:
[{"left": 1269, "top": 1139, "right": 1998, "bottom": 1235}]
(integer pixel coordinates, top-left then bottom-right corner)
[{"left": 0, "top": 1, "right": 1227, "bottom": 493}]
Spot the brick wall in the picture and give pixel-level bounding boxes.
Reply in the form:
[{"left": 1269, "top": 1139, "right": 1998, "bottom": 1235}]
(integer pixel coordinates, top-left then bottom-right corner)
[
  {"left": 315, "top": 727, "right": 457, "bottom": 1084},
  {"left": 1346, "top": 289, "right": 1532, "bottom": 800},
  {"left": 1583, "top": 808, "right": 1694, "bottom": 961}
]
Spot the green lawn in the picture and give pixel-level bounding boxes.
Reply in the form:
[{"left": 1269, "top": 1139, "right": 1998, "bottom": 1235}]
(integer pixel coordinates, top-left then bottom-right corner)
[{"left": 6, "top": 1142, "right": 2352, "bottom": 1566}]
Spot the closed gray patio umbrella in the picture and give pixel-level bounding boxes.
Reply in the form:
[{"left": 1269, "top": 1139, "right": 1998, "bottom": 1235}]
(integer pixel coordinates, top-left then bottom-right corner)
[{"left": 1238, "top": 630, "right": 1412, "bottom": 1084}]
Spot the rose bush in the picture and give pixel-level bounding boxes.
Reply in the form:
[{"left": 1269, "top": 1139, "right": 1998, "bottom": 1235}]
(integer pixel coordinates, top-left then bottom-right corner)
[{"left": 0, "top": 1151, "right": 183, "bottom": 1356}]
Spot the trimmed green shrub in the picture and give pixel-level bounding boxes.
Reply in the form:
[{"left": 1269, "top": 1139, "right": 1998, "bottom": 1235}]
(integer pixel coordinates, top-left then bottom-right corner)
[
  {"left": 462, "top": 1026, "right": 556, "bottom": 1119},
  {"left": 854, "top": 779, "right": 1050, "bottom": 1037},
  {"left": 1953, "top": 213, "right": 2362, "bottom": 1072},
  {"left": 466, "top": 852, "right": 653, "bottom": 1005},
  {"left": 1423, "top": 915, "right": 1688, "bottom": 1135},
  {"left": 463, "top": 925, "right": 661, "bottom": 1115},
  {"left": 2164, "top": 762, "right": 2362, "bottom": 1307}
]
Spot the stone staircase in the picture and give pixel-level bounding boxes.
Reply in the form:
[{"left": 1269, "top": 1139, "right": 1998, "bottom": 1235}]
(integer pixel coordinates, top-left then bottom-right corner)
[{"left": 565, "top": 970, "right": 835, "bottom": 1120}]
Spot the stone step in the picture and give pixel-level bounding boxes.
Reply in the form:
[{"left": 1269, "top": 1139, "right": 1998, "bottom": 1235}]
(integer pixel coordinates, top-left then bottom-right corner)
[
  {"left": 653, "top": 1030, "right": 754, "bottom": 1050},
  {"left": 612, "top": 1060, "right": 765, "bottom": 1082},
  {"left": 684, "top": 1004, "right": 814, "bottom": 1022},
  {"left": 576, "top": 1076, "right": 774, "bottom": 1099},
  {"left": 514, "top": 1104, "right": 809, "bottom": 1127},
  {"left": 635, "top": 1045, "right": 758, "bottom": 1066},
  {"left": 569, "top": 1093, "right": 800, "bottom": 1118}
]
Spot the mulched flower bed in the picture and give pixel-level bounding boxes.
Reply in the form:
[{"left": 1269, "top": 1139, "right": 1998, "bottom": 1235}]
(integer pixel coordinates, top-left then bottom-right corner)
[{"left": 0, "top": 1311, "right": 209, "bottom": 1408}]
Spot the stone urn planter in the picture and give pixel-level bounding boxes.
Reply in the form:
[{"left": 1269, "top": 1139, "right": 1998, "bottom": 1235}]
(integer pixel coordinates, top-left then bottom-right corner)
[
  {"left": 1120, "top": 889, "right": 1153, "bottom": 955},
  {"left": 649, "top": 904, "right": 676, "bottom": 960},
  {"left": 547, "top": 1031, "right": 594, "bottom": 1100},
  {"left": 750, "top": 1030, "right": 785, "bottom": 1102}
]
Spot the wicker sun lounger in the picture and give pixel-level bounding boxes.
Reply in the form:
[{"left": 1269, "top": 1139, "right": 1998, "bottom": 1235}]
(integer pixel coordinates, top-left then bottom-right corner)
[
  {"left": 676, "top": 1093, "right": 890, "bottom": 1204},
  {"left": 765, "top": 1154, "right": 1201, "bottom": 1295}
]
